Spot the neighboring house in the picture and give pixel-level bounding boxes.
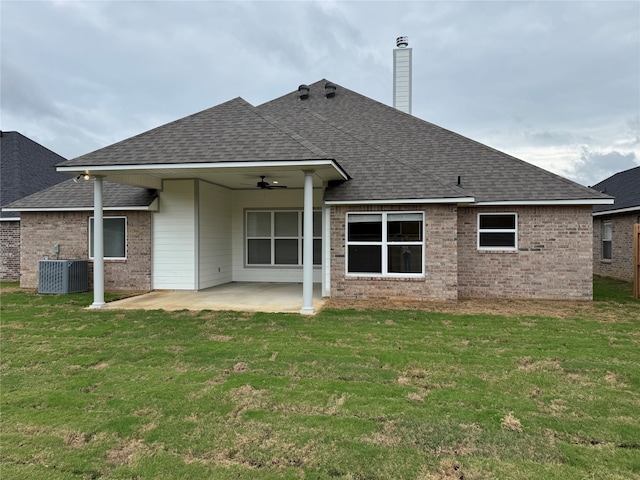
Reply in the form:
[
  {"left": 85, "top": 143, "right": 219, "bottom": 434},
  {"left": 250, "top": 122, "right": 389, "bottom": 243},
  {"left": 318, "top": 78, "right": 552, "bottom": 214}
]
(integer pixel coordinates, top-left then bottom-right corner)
[
  {"left": 4, "top": 80, "right": 612, "bottom": 312},
  {"left": 3, "top": 178, "right": 158, "bottom": 290},
  {"left": 592, "top": 166, "right": 640, "bottom": 282},
  {"left": 0, "top": 131, "right": 70, "bottom": 281}
]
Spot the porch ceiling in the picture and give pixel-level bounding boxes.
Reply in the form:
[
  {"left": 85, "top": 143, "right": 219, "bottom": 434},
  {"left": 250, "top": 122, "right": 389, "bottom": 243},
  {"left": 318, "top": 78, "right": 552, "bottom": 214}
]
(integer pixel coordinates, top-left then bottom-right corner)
[{"left": 58, "top": 161, "right": 348, "bottom": 191}]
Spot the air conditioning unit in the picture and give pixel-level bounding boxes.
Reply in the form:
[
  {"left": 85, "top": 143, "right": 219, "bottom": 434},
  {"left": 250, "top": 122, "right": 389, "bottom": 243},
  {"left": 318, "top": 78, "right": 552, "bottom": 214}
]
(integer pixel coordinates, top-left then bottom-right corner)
[{"left": 38, "top": 260, "right": 89, "bottom": 294}]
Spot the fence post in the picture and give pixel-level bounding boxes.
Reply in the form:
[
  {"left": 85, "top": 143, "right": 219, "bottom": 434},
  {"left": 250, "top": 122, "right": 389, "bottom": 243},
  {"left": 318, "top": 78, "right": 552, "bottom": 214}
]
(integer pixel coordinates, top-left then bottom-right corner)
[{"left": 634, "top": 224, "right": 640, "bottom": 299}]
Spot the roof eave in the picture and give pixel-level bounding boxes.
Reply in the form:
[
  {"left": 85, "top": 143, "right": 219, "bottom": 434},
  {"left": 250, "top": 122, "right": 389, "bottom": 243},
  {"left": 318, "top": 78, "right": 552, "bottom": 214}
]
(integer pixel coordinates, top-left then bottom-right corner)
[
  {"left": 473, "top": 199, "right": 615, "bottom": 206},
  {"left": 2, "top": 206, "right": 158, "bottom": 213},
  {"left": 324, "top": 197, "right": 475, "bottom": 205},
  {"left": 57, "top": 159, "right": 350, "bottom": 180},
  {"left": 3, "top": 198, "right": 159, "bottom": 213},
  {"left": 593, "top": 205, "right": 640, "bottom": 216}
]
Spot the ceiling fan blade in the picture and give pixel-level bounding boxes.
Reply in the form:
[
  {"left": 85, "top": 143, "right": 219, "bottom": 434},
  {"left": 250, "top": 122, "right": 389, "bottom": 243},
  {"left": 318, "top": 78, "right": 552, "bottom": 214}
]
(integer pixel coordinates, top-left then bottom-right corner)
[{"left": 256, "top": 176, "right": 287, "bottom": 189}]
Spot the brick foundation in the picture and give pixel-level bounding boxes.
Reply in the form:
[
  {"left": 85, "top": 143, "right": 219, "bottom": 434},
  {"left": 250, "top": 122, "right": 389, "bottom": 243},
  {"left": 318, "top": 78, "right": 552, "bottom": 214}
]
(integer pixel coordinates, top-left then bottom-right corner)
[{"left": 20, "top": 211, "right": 152, "bottom": 291}]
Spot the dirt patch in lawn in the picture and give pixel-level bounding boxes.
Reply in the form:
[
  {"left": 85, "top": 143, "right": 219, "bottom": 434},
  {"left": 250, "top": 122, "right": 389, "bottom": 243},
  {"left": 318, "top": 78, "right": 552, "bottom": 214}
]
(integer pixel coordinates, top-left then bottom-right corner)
[
  {"left": 325, "top": 297, "right": 602, "bottom": 319},
  {"left": 106, "top": 438, "right": 149, "bottom": 466}
]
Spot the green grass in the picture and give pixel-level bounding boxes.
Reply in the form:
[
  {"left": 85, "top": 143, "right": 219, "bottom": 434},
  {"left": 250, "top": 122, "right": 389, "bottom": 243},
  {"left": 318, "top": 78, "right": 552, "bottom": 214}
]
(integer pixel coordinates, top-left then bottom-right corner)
[
  {"left": 1, "top": 278, "right": 639, "bottom": 479},
  {"left": 594, "top": 274, "right": 638, "bottom": 303}
]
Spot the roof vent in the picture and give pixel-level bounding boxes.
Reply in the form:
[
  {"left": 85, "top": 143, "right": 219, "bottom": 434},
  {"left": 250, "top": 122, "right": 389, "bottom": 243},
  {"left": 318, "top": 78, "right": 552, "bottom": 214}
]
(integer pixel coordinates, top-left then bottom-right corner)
[
  {"left": 325, "top": 82, "right": 336, "bottom": 98},
  {"left": 298, "top": 84, "right": 310, "bottom": 100},
  {"left": 396, "top": 36, "right": 409, "bottom": 48}
]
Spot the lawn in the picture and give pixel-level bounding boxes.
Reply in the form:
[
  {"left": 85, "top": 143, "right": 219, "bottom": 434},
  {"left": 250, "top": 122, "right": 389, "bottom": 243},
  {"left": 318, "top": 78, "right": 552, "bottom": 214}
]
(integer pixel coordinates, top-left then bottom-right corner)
[{"left": 1, "top": 277, "right": 639, "bottom": 479}]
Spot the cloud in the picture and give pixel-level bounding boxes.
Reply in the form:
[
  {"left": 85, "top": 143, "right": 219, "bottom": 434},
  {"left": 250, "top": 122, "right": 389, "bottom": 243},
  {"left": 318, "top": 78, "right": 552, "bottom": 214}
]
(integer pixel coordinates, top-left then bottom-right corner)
[
  {"left": 574, "top": 149, "right": 639, "bottom": 186},
  {"left": 522, "top": 129, "right": 591, "bottom": 147},
  {"left": 0, "top": 58, "right": 61, "bottom": 121},
  {"left": 0, "top": 0, "right": 638, "bottom": 179}
]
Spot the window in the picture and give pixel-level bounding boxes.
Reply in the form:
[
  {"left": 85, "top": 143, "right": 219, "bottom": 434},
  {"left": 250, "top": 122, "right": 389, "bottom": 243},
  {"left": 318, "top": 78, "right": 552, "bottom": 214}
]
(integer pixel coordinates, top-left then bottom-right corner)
[
  {"left": 602, "top": 221, "right": 612, "bottom": 260},
  {"left": 246, "top": 210, "right": 321, "bottom": 266},
  {"left": 478, "top": 213, "right": 517, "bottom": 250},
  {"left": 346, "top": 212, "right": 424, "bottom": 276},
  {"left": 89, "top": 217, "right": 126, "bottom": 259}
]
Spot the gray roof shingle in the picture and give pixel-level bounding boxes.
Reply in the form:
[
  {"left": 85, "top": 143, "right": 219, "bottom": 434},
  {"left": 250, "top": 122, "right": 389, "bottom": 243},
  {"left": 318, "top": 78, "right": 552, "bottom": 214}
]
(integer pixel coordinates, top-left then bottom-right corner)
[
  {"left": 3, "top": 178, "right": 157, "bottom": 211},
  {"left": 257, "top": 80, "right": 610, "bottom": 203},
  {"left": 592, "top": 166, "right": 640, "bottom": 213},
  {"left": 57, "top": 80, "right": 610, "bottom": 204},
  {"left": 0, "top": 131, "right": 71, "bottom": 218}
]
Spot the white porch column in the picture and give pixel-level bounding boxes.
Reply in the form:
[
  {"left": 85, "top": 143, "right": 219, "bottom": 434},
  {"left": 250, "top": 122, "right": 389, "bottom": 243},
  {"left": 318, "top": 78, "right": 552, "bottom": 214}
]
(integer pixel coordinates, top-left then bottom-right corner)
[
  {"left": 90, "top": 175, "right": 107, "bottom": 308},
  {"left": 300, "top": 170, "right": 315, "bottom": 315},
  {"left": 321, "top": 203, "right": 330, "bottom": 298}
]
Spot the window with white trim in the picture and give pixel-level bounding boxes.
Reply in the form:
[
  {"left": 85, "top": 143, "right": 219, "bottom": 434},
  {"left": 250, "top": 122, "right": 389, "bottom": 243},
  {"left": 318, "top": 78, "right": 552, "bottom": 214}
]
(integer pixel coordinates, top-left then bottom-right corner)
[
  {"left": 89, "top": 216, "right": 127, "bottom": 259},
  {"left": 602, "top": 220, "right": 612, "bottom": 260},
  {"left": 478, "top": 213, "right": 518, "bottom": 250},
  {"left": 346, "top": 212, "right": 424, "bottom": 276},
  {"left": 245, "top": 210, "right": 321, "bottom": 266}
]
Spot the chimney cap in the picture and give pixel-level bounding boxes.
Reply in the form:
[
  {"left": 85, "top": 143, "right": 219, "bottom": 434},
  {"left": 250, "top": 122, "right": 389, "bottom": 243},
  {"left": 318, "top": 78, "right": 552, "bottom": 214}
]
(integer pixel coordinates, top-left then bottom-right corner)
[{"left": 396, "top": 36, "right": 409, "bottom": 48}]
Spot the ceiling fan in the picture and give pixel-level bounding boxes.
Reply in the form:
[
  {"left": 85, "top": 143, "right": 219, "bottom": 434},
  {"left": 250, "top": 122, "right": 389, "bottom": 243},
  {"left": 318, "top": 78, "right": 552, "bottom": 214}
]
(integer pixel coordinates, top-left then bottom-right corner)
[{"left": 256, "top": 176, "right": 287, "bottom": 190}]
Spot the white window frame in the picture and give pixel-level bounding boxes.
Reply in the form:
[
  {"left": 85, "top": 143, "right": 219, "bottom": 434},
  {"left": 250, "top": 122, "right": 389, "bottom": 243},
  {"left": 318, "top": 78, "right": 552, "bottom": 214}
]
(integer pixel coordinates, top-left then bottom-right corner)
[
  {"left": 602, "top": 220, "right": 612, "bottom": 261},
  {"left": 345, "top": 211, "right": 425, "bottom": 278},
  {"left": 89, "top": 216, "right": 127, "bottom": 260},
  {"left": 477, "top": 213, "right": 518, "bottom": 251},
  {"left": 245, "top": 210, "right": 321, "bottom": 267}
]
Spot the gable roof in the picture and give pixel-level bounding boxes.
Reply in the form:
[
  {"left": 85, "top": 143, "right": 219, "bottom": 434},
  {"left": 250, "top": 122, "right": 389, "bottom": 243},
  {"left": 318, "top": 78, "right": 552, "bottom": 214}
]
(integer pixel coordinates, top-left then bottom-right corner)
[
  {"left": 56, "top": 80, "right": 611, "bottom": 205},
  {"left": 592, "top": 166, "right": 640, "bottom": 215},
  {"left": 0, "top": 131, "right": 71, "bottom": 219},
  {"left": 3, "top": 178, "right": 158, "bottom": 212},
  {"left": 61, "top": 97, "right": 332, "bottom": 167}
]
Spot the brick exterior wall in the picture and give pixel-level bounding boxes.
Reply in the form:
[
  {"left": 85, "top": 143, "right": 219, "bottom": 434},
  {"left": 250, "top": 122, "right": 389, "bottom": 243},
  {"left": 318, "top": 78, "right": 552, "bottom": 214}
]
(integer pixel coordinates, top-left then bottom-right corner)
[
  {"left": 458, "top": 206, "right": 593, "bottom": 300},
  {"left": 330, "top": 204, "right": 593, "bottom": 302},
  {"left": 20, "top": 211, "right": 152, "bottom": 291},
  {"left": 0, "top": 220, "right": 20, "bottom": 281},
  {"left": 593, "top": 212, "right": 640, "bottom": 282},
  {"left": 330, "top": 204, "right": 458, "bottom": 302}
]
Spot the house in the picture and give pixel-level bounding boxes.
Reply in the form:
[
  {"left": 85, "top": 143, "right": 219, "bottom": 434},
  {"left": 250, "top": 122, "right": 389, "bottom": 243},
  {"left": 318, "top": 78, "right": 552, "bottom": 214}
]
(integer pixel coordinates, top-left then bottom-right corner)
[
  {"left": 5, "top": 80, "right": 612, "bottom": 312},
  {"left": 591, "top": 166, "right": 640, "bottom": 282},
  {"left": 0, "top": 131, "right": 70, "bottom": 281}
]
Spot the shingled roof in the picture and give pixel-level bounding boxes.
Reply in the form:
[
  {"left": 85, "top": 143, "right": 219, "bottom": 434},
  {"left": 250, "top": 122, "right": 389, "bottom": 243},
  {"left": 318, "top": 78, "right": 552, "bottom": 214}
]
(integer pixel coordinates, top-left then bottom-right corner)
[
  {"left": 592, "top": 166, "right": 640, "bottom": 214},
  {"left": 0, "top": 131, "right": 71, "bottom": 218},
  {"left": 3, "top": 178, "right": 157, "bottom": 211},
  {"left": 256, "top": 80, "right": 610, "bottom": 203},
  {"left": 57, "top": 80, "right": 611, "bottom": 205}
]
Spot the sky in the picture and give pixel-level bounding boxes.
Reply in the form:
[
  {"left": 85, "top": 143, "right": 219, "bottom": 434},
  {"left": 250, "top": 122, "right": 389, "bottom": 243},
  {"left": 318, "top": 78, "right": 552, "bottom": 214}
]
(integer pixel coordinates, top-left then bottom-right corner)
[{"left": 1, "top": 0, "right": 639, "bottom": 187}]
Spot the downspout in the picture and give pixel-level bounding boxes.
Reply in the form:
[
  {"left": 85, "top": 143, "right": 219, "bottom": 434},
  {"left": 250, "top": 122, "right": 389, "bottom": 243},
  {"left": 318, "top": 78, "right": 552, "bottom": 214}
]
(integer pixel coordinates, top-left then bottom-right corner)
[
  {"left": 90, "top": 175, "right": 107, "bottom": 308},
  {"left": 300, "top": 170, "right": 315, "bottom": 314}
]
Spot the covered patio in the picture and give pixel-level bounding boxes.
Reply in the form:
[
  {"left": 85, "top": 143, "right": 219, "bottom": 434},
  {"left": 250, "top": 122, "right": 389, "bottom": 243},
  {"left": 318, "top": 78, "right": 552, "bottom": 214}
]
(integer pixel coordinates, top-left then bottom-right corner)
[{"left": 106, "top": 282, "right": 326, "bottom": 313}]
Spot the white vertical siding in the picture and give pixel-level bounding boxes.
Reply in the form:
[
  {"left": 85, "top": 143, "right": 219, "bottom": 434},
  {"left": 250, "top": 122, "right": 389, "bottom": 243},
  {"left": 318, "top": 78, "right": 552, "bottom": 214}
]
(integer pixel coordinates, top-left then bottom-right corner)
[
  {"left": 152, "top": 180, "right": 196, "bottom": 289},
  {"left": 231, "top": 189, "right": 323, "bottom": 283},
  {"left": 199, "top": 181, "right": 232, "bottom": 288}
]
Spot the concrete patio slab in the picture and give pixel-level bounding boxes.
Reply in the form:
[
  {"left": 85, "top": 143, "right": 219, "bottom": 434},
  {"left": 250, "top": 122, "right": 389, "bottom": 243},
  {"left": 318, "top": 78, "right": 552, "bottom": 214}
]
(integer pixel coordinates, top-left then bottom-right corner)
[{"left": 106, "top": 282, "right": 325, "bottom": 314}]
